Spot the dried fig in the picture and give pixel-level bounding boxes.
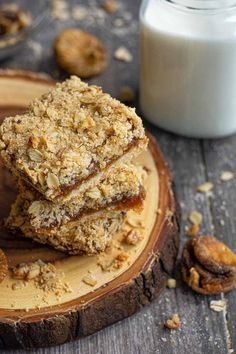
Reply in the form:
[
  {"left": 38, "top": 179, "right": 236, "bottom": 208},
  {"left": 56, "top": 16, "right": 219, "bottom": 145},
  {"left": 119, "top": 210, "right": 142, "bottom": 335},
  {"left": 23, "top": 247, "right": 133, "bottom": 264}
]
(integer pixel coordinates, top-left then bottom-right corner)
[
  {"left": 54, "top": 28, "right": 108, "bottom": 78},
  {"left": 181, "top": 236, "right": 236, "bottom": 295},
  {"left": 0, "top": 248, "right": 8, "bottom": 283},
  {"left": 193, "top": 235, "right": 236, "bottom": 275}
]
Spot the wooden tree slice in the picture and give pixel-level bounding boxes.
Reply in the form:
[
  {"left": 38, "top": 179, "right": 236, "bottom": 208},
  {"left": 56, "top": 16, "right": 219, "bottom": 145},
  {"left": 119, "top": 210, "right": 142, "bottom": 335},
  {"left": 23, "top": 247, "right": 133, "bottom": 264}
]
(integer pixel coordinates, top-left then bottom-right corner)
[{"left": 0, "top": 70, "right": 180, "bottom": 350}]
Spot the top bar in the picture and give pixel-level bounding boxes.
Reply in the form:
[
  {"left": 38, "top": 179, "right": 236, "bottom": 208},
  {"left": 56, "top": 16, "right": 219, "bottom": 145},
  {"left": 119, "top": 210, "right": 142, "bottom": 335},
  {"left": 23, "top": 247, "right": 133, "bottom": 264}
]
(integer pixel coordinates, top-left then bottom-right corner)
[{"left": 0, "top": 76, "right": 148, "bottom": 200}]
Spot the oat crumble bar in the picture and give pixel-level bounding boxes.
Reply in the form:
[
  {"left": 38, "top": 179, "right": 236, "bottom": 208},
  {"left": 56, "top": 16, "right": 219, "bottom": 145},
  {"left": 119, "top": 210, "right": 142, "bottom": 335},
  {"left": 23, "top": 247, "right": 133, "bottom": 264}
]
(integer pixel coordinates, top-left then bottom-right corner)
[
  {"left": 17, "top": 164, "right": 145, "bottom": 231},
  {"left": 0, "top": 76, "right": 148, "bottom": 200},
  {"left": 6, "top": 194, "right": 126, "bottom": 255}
]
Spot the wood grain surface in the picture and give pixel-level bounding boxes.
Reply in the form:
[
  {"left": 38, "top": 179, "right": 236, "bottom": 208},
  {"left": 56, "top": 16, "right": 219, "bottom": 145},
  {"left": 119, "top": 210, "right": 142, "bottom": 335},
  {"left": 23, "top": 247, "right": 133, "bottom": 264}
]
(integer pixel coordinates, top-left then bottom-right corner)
[{"left": 0, "top": 0, "right": 235, "bottom": 353}]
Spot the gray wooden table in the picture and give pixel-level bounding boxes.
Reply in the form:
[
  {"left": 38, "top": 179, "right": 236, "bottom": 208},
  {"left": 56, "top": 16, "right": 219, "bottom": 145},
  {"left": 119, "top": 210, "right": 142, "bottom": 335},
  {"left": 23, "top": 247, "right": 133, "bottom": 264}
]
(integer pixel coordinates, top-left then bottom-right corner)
[{"left": 1, "top": 1, "right": 236, "bottom": 353}]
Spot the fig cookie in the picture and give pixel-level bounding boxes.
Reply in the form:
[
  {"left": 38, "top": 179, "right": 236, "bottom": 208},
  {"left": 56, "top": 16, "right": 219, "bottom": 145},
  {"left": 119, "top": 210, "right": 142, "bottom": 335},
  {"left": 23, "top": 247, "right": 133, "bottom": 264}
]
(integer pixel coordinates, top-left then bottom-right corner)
[
  {"left": 0, "top": 248, "right": 8, "bottom": 283},
  {"left": 54, "top": 28, "right": 108, "bottom": 78},
  {"left": 181, "top": 235, "right": 236, "bottom": 295}
]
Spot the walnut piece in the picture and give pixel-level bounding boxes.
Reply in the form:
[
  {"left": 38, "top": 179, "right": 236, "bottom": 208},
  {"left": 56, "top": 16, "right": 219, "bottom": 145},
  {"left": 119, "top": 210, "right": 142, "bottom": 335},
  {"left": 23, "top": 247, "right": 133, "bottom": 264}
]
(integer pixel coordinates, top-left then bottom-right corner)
[
  {"left": 124, "top": 229, "right": 140, "bottom": 245},
  {"left": 164, "top": 314, "right": 181, "bottom": 330}
]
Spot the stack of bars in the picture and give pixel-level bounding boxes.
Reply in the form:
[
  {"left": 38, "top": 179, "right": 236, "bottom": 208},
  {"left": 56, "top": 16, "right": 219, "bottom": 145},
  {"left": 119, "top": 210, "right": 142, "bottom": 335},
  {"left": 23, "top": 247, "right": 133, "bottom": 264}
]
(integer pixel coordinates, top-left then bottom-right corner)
[{"left": 0, "top": 76, "right": 148, "bottom": 255}]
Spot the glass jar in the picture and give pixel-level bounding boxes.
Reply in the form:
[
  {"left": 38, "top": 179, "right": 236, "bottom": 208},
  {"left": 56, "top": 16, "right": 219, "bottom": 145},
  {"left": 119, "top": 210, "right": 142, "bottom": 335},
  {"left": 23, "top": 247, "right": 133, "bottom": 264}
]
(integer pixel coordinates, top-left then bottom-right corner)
[{"left": 140, "top": 0, "right": 236, "bottom": 138}]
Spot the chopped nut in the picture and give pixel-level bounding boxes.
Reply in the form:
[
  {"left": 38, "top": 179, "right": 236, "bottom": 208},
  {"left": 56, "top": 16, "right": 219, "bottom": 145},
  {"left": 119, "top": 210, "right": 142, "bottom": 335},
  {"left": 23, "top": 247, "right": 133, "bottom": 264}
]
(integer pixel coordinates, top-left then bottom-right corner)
[
  {"left": 46, "top": 172, "right": 60, "bottom": 189},
  {"left": 124, "top": 229, "right": 140, "bottom": 245},
  {"left": 119, "top": 86, "right": 135, "bottom": 102},
  {"left": 114, "top": 46, "right": 133, "bottom": 62},
  {"left": 12, "top": 263, "right": 29, "bottom": 279},
  {"left": 164, "top": 314, "right": 181, "bottom": 330},
  {"left": 102, "top": 0, "right": 119, "bottom": 13},
  {"left": 187, "top": 224, "right": 200, "bottom": 237},
  {"left": 116, "top": 251, "right": 129, "bottom": 262},
  {"left": 220, "top": 171, "right": 234, "bottom": 182},
  {"left": 210, "top": 300, "right": 227, "bottom": 312},
  {"left": 167, "top": 278, "right": 176, "bottom": 289},
  {"left": 188, "top": 210, "right": 202, "bottom": 226},
  {"left": 197, "top": 182, "right": 213, "bottom": 193},
  {"left": 82, "top": 275, "right": 97, "bottom": 287},
  {"left": 28, "top": 148, "right": 43, "bottom": 162}
]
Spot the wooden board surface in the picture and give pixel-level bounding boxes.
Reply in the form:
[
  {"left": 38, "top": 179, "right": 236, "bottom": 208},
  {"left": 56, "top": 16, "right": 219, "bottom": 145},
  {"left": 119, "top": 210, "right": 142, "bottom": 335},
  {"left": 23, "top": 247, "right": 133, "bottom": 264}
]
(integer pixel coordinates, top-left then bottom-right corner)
[{"left": 0, "top": 0, "right": 236, "bottom": 353}]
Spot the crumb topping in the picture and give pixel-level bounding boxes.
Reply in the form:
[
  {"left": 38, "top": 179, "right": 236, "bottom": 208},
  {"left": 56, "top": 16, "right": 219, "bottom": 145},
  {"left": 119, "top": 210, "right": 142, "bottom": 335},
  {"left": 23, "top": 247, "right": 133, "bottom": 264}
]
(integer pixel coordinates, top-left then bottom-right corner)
[{"left": 0, "top": 76, "right": 147, "bottom": 200}]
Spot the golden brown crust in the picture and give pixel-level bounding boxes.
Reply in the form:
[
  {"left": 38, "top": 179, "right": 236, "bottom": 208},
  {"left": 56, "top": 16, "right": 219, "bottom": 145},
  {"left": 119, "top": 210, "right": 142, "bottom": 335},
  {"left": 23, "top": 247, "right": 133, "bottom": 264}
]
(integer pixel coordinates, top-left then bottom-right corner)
[
  {"left": 54, "top": 29, "right": 108, "bottom": 78},
  {"left": 0, "top": 76, "right": 147, "bottom": 201}
]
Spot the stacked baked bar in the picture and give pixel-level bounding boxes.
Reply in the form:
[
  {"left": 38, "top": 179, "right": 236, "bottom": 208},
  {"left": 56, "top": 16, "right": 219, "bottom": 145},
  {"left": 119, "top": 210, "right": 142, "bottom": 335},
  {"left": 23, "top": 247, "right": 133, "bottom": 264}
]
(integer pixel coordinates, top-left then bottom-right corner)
[{"left": 0, "top": 76, "right": 148, "bottom": 255}]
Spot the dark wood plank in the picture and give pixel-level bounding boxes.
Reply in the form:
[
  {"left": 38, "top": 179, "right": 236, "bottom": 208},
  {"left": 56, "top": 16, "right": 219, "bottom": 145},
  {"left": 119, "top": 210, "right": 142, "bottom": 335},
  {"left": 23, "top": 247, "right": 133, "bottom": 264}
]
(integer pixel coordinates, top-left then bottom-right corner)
[
  {"left": 0, "top": 0, "right": 234, "bottom": 353},
  {"left": 202, "top": 136, "right": 236, "bottom": 352}
]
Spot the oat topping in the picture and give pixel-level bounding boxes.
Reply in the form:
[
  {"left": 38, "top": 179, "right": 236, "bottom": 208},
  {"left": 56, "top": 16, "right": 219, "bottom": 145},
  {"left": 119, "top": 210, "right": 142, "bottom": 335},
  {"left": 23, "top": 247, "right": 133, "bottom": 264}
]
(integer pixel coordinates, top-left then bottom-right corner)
[{"left": 0, "top": 76, "right": 147, "bottom": 200}]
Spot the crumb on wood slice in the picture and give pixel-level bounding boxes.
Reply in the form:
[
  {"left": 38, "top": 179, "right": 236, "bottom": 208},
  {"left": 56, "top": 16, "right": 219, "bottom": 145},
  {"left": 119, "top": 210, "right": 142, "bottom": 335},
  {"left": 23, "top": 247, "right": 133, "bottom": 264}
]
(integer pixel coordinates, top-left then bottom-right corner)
[
  {"left": 123, "top": 229, "right": 141, "bottom": 245},
  {"left": 164, "top": 314, "right": 181, "bottom": 330},
  {"left": 11, "top": 259, "right": 72, "bottom": 296},
  {"left": 82, "top": 274, "right": 97, "bottom": 287},
  {"left": 102, "top": 0, "right": 119, "bottom": 13}
]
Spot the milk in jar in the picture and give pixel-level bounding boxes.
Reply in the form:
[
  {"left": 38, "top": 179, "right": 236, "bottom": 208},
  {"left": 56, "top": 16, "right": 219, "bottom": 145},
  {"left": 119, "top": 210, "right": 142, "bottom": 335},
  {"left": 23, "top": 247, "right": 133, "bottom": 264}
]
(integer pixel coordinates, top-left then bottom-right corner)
[{"left": 140, "top": 0, "right": 236, "bottom": 138}]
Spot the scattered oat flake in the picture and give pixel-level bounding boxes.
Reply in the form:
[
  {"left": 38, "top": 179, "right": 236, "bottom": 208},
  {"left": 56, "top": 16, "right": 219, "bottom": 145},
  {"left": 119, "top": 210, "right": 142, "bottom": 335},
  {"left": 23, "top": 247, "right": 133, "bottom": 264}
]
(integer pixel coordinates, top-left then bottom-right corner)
[
  {"left": 102, "top": 0, "right": 119, "bottom": 13},
  {"left": 164, "top": 314, "right": 181, "bottom": 330},
  {"left": 126, "top": 214, "right": 144, "bottom": 228},
  {"left": 72, "top": 5, "right": 88, "bottom": 21},
  {"left": 188, "top": 210, "right": 203, "bottom": 225},
  {"left": 167, "top": 278, "right": 176, "bottom": 289},
  {"left": 82, "top": 275, "right": 97, "bottom": 287},
  {"left": 197, "top": 182, "right": 213, "bottom": 193},
  {"left": 210, "top": 300, "right": 227, "bottom": 312},
  {"left": 220, "top": 171, "right": 234, "bottom": 182},
  {"left": 114, "top": 46, "right": 133, "bottom": 62},
  {"left": 52, "top": 0, "right": 70, "bottom": 20}
]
